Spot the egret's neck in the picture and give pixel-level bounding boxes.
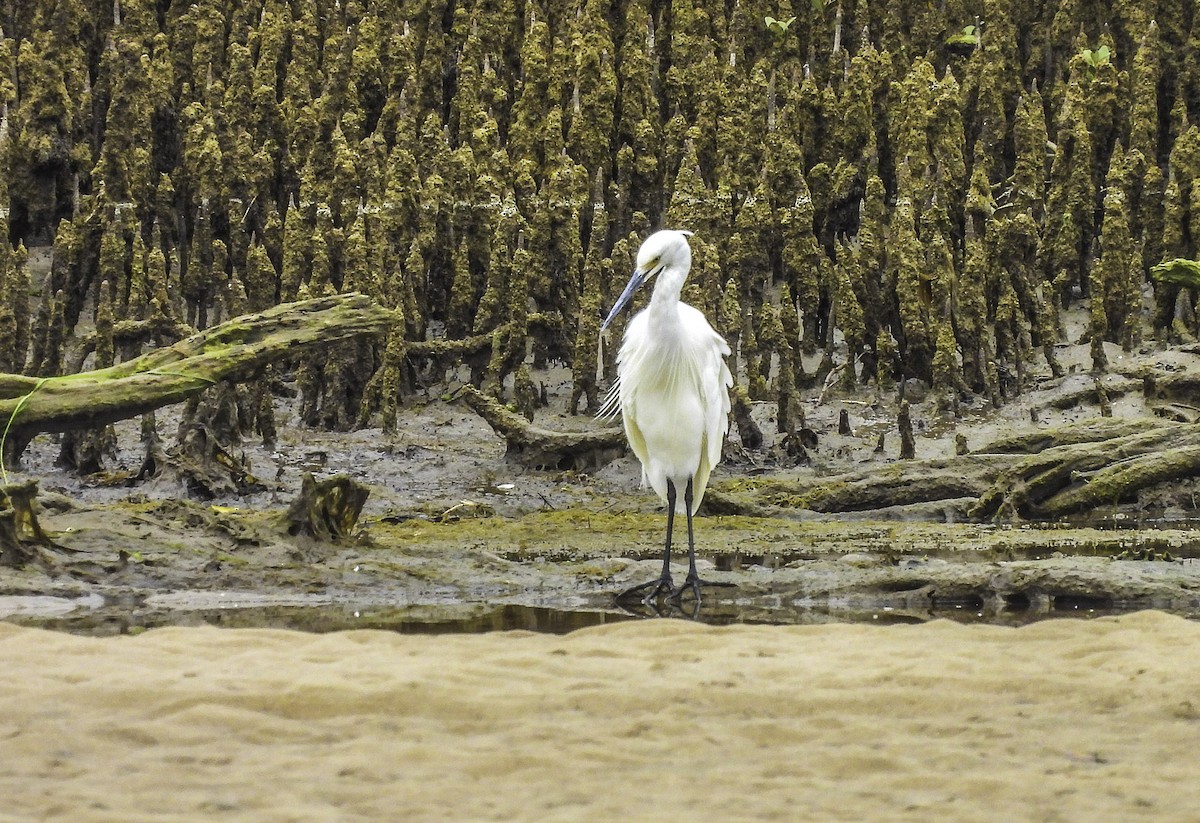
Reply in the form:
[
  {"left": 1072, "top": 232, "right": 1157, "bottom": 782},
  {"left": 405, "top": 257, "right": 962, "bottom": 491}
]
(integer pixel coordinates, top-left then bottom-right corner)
[{"left": 648, "top": 265, "right": 687, "bottom": 322}]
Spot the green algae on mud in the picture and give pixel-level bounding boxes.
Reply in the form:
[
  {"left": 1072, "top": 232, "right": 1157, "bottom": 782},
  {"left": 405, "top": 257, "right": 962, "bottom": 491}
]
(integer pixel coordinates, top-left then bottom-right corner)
[
  {"left": 367, "top": 507, "right": 1200, "bottom": 564},
  {"left": 5, "top": 495, "right": 1200, "bottom": 632}
]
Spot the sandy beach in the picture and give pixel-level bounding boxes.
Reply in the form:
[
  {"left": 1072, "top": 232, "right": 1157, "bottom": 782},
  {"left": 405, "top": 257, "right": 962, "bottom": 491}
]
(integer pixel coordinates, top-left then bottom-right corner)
[{"left": 2, "top": 610, "right": 1198, "bottom": 821}]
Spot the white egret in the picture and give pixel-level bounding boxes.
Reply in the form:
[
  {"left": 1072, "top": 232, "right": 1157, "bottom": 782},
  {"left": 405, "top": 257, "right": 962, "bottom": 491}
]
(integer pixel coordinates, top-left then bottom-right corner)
[{"left": 599, "top": 229, "right": 733, "bottom": 604}]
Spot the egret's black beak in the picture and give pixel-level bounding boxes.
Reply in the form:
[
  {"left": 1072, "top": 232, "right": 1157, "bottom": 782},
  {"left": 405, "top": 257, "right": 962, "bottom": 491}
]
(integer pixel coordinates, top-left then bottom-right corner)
[{"left": 600, "top": 268, "right": 646, "bottom": 331}]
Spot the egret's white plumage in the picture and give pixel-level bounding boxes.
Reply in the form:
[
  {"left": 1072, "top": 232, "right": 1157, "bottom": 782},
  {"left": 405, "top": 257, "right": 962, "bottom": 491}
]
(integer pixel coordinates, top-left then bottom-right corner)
[{"left": 600, "top": 229, "right": 733, "bottom": 604}]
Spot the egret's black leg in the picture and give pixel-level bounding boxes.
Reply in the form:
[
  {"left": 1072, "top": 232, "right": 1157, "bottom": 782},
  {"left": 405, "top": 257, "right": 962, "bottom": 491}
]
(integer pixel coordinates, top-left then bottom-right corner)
[
  {"left": 674, "top": 477, "right": 734, "bottom": 604},
  {"left": 616, "top": 480, "right": 678, "bottom": 604},
  {"left": 659, "top": 480, "right": 677, "bottom": 584}
]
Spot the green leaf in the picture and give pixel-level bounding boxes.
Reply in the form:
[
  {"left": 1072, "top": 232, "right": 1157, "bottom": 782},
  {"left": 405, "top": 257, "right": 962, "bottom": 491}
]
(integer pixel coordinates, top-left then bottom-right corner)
[
  {"left": 1080, "top": 45, "right": 1111, "bottom": 67},
  {"left": 945, "top": 25, "right": 979, "bottom": 48},
  {"left": 764, "top": 15, "right": 795, "bottom": 36}
]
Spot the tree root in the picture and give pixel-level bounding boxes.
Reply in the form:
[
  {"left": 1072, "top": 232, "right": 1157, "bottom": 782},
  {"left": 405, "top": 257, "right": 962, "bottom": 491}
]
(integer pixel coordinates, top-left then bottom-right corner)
[
  {"left": 708, "top": 417, "right": 1200, "bottom": 523},
  {"left": 456, "top": 386, "right": 625, "bottom": 470}
]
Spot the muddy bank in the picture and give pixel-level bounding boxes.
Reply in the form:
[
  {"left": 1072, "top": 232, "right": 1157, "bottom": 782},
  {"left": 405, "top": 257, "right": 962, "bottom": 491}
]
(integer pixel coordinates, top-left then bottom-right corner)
[
  {"left": 3, "top": 493, "right": 1200, "bottom": 633},
  {"left": 6, "top": 335, "right": 1200, "bottom": 631}
]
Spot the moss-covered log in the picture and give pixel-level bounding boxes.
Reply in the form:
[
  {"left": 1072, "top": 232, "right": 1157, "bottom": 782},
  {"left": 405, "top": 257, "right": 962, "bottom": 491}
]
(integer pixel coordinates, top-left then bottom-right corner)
[
  {"left": 0, "top": 375, "right": 42, "bottom": 401},
  {"left": 0, "top": 294, "right": 392, "bottom": 457},
  {"left": 457, "top": 385, "right": 624, "bottom": 470},
  {"left": 970, "top": 423, "right": 1200, "bottom": 519},
  {"left": 972, "top": 417, "right": 1167, "bottom": 454},
  {"left": 706, "top": 418, "right": 1200, "bottom": 522},
  {"left": 1040, "top": 444, "right": 1200, "bottom": 516},
  {"left": 705, "top": 456, "right": 1017, "bottom": 516},
  {"left": 1043, "top": 376, "right": 1140, "bottom": 410}
]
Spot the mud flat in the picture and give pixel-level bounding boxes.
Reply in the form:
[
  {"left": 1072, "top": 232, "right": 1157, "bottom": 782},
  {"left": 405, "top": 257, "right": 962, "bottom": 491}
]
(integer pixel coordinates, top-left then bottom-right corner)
[{"left": 6, "top": 324, "right": 1200, "bottom": 634}]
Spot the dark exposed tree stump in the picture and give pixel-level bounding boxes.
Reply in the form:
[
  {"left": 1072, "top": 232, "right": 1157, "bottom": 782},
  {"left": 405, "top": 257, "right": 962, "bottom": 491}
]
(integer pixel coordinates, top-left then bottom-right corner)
[
  {"left": 838, "top": 408, "right": 852, "bottom": 435},
  {"left": 0, "top": 480, "right": 55, "bottom": 568},
  {"left": 282, "top": 473, "right": 370, "bottom": 542},
  {"left": 731, "top": 385, "right": 763, "bottom": 449},
  {"left": 898, "top": 400, "right": 915, "bottom": 459}
]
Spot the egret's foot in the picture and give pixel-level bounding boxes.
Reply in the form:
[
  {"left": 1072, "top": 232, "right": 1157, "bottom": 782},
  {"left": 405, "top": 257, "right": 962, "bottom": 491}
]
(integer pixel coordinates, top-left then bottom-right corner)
[
  {"left": 616, "top": 576, "right": 678, "bottom": 605},
  {"left": 672, "top": 575, "right": 735, "bottom": 604}
]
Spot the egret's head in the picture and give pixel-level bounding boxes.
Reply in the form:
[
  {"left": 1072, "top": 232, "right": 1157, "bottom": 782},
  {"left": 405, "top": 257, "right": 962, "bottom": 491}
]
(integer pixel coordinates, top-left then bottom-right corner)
[
  {"left": 634, "top": 229, "right": 693, "bottom": 279},
  {"left": 601, "top": 230, "right": 694, "bottom": 331}
]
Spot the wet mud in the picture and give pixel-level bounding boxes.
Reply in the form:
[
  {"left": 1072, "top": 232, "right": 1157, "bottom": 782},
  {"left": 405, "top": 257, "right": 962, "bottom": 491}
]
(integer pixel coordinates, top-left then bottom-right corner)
[
  {"left": 5, "top": 405, "right": 1200, "bottom": 633},
  {"left": 6, "top": 332, "right": 1200, "bottom": 633}
]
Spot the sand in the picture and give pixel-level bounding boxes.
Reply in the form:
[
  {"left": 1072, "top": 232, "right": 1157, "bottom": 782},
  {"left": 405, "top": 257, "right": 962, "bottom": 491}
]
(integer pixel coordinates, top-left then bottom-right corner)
[{"left": 2, "top": 611, "right": 1198, "bottom": 822}]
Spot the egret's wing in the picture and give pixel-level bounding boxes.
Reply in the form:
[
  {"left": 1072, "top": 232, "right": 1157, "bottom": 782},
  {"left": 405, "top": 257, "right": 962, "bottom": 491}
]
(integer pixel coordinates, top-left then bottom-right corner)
[
  {"left": 679, "top": 306, "right": 732, "bottom": 513},
  {"left": 599, "top": 312, "right": 653, "bottom": 487},
  {"left": 704, "top": 331, "right": 733, "bottom": 471},
  {"left": 622, "top": 398, "right": 652, "bottom": 489},
  {"left": 691, "top": 335, "right": 732, "bottom": 511},
  {"left": 599, "top": 312, "right": 646, "bottom": 421}
]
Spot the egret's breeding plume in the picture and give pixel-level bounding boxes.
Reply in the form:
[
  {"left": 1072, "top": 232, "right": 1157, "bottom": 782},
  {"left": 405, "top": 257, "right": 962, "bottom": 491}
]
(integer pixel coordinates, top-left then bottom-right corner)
[{"left": 600, "top": 230, "right": 733, "bottom": 605}]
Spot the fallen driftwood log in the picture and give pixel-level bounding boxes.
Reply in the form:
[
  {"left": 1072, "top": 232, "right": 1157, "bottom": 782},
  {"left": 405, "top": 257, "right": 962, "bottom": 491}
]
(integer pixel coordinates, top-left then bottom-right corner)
[
  {"left": 970, "top": 422, "right": 1200, "bottom": 519},
  {"left": 0, "top": 294, "right": 392, "bottom": 465},
  {"left": 704, "top": 455, "right": 1018, "bottom": 516},
  {"left": 1043, "top": 375, "right": 1140, "bottom": 410},
  {"left": 457, "top": 385, "right": 625, "bottom": 470},
  {"left": 970, "top": 417, "right": 1165, "bottom": 454},
  {"left": 707, "top": 417, "right": 1200, "bottom": 522}
]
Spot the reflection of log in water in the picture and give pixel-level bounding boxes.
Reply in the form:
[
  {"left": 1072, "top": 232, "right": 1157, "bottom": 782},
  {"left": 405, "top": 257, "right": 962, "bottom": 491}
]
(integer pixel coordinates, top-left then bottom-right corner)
[{"left": 0, "top": 294, "right": 392, "bottom": 466}]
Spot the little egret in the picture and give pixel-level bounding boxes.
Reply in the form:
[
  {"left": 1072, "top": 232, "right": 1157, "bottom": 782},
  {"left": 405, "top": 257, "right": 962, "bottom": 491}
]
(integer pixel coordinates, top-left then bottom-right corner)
[{"left": 599, "top": 229, "right": 733, "bottom": 605}]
